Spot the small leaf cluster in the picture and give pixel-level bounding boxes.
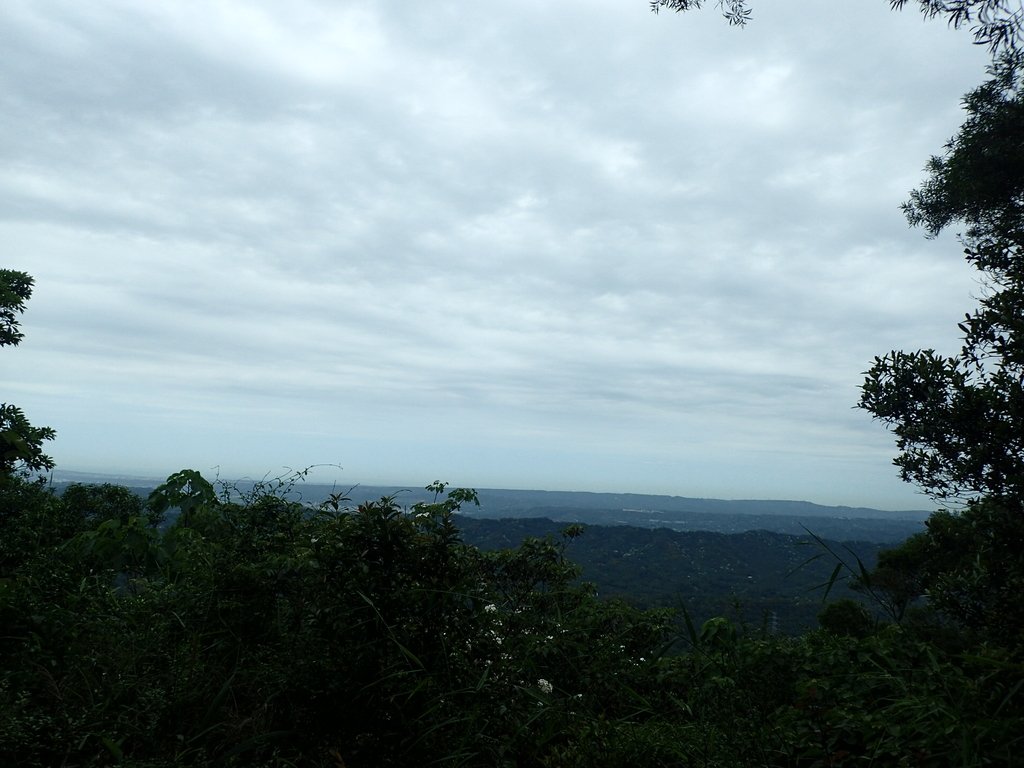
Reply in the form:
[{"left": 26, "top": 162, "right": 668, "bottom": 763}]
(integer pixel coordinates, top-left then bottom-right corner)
[{"left": 651, "top": 0, "right": 1024, "bottom": 56}]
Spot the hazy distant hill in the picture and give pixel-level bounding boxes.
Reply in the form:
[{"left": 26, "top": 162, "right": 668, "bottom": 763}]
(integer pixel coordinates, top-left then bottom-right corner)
[
  {"left": 467, "top": 488, "right": 930, "bottom": 520},
  {"left": 321, "top": 486, "right": 927, "bottom": 542},
  {"left": 485, "top": 505, "right": 924, "bottom": 542},
  {"left": 48, "top": 472, "right": 930, "bottom": 543}
]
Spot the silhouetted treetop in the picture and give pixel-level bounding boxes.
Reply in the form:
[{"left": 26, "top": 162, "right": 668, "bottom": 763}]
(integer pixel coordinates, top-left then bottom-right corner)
[{"left": 650, "top": 0, "right": 1024, "bottom": 55}]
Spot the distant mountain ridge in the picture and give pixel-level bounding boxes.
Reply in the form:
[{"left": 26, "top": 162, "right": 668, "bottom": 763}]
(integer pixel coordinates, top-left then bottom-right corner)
[
  {"left": 324, "top": 486, "right": 930, "bottom": 542},
  {"left": 465, "top": 488, "right": 931, "bottom": 520},
  {"left": 49, "top": 471, "right": 930, "bottom": 543}
]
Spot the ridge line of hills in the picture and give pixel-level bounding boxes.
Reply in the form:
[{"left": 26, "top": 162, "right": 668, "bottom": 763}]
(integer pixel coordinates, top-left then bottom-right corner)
[
  {"left": 49, "top": 471, "right": 930, "bottom": 543},
  {"left": 50, "top": 470, "right": 931, "bottom": 520}
]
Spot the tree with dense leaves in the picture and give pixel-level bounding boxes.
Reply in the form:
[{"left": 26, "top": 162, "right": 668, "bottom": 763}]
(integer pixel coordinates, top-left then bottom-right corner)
[
  {"left": 859, "top": 55, "right": 1024, "bottom": 505},
  {"left": 650, "top": 0, "right": 1024, "bottom": 55},
  {"left": 903, "top": 61, "right": 1024, "bottom": 239},
  {"left": 856, "top": 56, "right": 1024, "bottom": 648},
  {"left": 0, "top": 270, "right": 55, "bottom": 477},
  {"left": 0, "top": 269, "right": 34, "bottom": 348}
]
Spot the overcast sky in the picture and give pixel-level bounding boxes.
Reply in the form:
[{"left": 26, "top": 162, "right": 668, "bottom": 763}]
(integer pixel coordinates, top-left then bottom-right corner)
[{"left": 2, "top": 0, "right": 996, "bottom": 509}]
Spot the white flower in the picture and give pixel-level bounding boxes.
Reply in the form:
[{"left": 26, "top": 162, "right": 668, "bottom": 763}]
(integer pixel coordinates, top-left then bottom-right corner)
[
  {"left": 484, "top": 603, "right": 498, "bottom": 613},
  {"left": 537, "top": 678, "right": 553, "bottom": 694}
]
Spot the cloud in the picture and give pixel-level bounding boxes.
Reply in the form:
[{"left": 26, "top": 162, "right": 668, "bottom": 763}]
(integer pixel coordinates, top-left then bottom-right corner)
[{"left": 0, "top": 0, "right": 994, "bottom": 508}]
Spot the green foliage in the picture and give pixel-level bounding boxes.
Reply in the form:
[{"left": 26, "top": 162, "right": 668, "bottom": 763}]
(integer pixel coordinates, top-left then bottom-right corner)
[
  {"left": 0, "top": 268, "right": 33, "bottom": 348},
  {"left": 62, "top": 482, "right": 156, "bottom": 526},
  {"left": 860, "top": 347, "right": 1022, "bottom": 503},
  {"left": 903, "top": 53, "right": 1024, "bottom": 240},
  {"left": 0, "top": 472, "right": 674, "bottom": 765},
  {"left": 650, "top": 0, "right": 1024, "bottom": 55},
  {"left": 147, "top": 468, "right": 219, "bottom": 525},
  {"left": 0, "top": 474, "right": 75, "bottom": 576},
  {"left": 818, "top": 599, "right": 876, "bottom": 638},
  {"left": 650, "top": 0, "right": 751, "bottom": 27},
  {"left": 0, "top": 270, "right": 55, "bottom": 478},
  {"left": 909, "top": 499, "right": 1024, "bottom": 646},
  {"left": 1, "top": 481, "right": 158, "bottom": 579},
  {"left": 852, "top": 532, "right": 929, "bottom": 621},
  {"left": 0, "top": 404, "right": 56, "bottom": 477},
  {"left": 1, "top": 470, "right": 1022, "bottom": 765},
  {"left": 856, "top": 55, "right": 1024, "bottom": 648},
  {"left": 462, "top": 517, "right": 882, "bottom": 633},
  {"left": 861, "top": 57, "right": 1024, "bottom": 505}
]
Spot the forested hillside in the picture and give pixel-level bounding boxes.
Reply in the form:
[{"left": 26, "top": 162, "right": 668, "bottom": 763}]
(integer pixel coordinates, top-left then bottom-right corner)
[
  {"left": 3, "top": 4, "right": 1024, "bottom": 765},
  {"left": 458, "top": 517, "right": 878, "bottom": 631},
  {"left": 470, "top": 502, "right": 924, "bottom": 541}
]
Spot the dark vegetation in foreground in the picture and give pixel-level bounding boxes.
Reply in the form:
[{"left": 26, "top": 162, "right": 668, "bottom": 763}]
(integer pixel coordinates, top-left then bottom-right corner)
[
  {"left": 48, "top": 476, "right": 911, "bottom": 632},
  {"left": 1, "top": 472, "right": 1022, "bottom": 767}
]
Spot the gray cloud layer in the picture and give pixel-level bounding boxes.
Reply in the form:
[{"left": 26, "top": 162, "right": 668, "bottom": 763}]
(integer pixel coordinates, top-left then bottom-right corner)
[{"left": 2, "top": 0, "right": 994, "bottom": 508}]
